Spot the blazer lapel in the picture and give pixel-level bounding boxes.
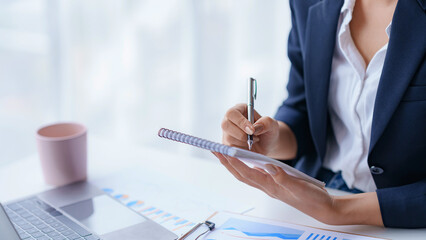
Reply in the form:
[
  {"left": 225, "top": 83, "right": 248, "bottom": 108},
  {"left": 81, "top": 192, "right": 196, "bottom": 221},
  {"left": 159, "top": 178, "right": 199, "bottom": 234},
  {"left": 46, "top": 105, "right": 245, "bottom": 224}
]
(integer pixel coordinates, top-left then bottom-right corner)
[
  {"left": 304, "top": 0, "right": 343, "bottom": 159},
  {"left": 369, "top": 0, "right": 426, "bottom": 153},
  {"left": 417, "top": 0, "right": 426, "bottom": 11}
]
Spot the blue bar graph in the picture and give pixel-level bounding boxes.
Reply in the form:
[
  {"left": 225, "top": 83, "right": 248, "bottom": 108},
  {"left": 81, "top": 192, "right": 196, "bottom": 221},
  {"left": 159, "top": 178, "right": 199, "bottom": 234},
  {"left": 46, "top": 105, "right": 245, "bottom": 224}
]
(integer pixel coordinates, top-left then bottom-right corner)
[
  {"left": 126, "top": 200, "right": 144, "bottom": 207},
  {"left": 216, "top": 218, "right": 304, "bottom": 240},
  {"left": 142, "top": 207, "right": 156, "bottom": 212},
  {"left": 101, "top": 188, "right": 114, "bottom": 193},
  {"left": 101, "top": 187, "right": 196, "bottom": 236},
  {"left": 175, "top": 219, "right": 189, "bottom": 226}
]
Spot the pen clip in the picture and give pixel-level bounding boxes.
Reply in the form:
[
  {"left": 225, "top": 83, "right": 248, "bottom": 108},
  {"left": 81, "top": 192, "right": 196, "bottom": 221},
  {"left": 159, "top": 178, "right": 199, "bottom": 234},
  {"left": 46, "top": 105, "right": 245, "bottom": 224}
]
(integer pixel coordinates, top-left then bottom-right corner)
[
  {"left": 204, "top": 220, "right": 215, "bottom": 230},
  {"left": 251, "top": 78, "right": 257, "bottom": 100},
  {"left": 177, "top": 221, "right": 215, "bottom": 240}
]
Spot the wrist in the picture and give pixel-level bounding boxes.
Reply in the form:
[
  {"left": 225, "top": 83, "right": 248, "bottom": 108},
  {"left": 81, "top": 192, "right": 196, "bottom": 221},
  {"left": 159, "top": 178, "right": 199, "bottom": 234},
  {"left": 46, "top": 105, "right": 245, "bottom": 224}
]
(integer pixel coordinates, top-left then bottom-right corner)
[{"left": 331, "top": 192, "right": 383, "bottom": 226}]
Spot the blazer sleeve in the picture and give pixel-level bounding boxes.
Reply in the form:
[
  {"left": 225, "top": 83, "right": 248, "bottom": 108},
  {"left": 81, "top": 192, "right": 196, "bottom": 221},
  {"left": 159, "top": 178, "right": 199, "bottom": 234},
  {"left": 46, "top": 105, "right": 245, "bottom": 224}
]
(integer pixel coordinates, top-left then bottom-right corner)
[
  {"left": 274, "top": 0, "right": 315, "bottom": 160},
  {"left": 377, "top": 179, "right": 426, "bottom": 228}
]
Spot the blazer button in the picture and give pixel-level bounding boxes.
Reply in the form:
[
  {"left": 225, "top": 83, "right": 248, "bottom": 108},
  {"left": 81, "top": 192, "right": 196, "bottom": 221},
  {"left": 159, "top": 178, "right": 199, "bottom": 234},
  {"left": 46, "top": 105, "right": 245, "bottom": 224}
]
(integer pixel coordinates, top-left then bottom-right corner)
[{"left": 370, "top": 166, "right": 384, "bottom": 175}]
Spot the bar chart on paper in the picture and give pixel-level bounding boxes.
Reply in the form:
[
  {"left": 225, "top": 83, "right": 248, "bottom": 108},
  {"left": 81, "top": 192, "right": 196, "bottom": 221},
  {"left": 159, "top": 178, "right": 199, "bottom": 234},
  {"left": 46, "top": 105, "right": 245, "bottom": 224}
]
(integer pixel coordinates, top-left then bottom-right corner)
[
  {"left": 207, "top": 218, "right": 303, "bottom": 239},
  {"left": 204, "top": 212, "right": 386, "bottom": 240},
  {"left": 102, "top": 187, "right": 196, "bottom": 236},
  {"left": 94, "top": 167, "right": 252, "bottom": 237}
]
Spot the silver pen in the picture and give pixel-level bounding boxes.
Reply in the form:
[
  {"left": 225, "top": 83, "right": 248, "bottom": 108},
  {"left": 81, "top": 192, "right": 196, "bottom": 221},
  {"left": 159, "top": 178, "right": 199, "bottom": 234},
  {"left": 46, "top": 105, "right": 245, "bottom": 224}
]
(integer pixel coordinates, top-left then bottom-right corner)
[{"left": 247, "top": 77, "right": 257, "bottom": 150}]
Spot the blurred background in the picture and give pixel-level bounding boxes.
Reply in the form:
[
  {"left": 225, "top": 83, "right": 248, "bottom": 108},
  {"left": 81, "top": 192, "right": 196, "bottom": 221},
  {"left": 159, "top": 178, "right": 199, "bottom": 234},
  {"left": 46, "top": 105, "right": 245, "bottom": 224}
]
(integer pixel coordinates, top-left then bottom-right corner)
[{"left": 0, "top": 0, "right": 291, "bottom": 166}]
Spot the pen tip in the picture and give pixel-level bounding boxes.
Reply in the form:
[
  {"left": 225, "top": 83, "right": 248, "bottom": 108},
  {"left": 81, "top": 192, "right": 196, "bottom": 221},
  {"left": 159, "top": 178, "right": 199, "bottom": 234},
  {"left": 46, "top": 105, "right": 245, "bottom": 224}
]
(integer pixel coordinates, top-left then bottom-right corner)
[{"left": 248, "top": 141, "right": 253, "bottom": 151}]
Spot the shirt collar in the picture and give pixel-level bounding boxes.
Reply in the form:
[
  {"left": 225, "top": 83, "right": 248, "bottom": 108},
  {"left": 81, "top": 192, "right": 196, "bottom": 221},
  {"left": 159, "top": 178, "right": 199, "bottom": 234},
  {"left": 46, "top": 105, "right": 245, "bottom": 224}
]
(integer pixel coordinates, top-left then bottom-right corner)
[
  {"left": 385, "top": 22, "right": 392, "bottom": 37},
  {"left": 341, "top": 0, "right": 356, "bottom": 13}
]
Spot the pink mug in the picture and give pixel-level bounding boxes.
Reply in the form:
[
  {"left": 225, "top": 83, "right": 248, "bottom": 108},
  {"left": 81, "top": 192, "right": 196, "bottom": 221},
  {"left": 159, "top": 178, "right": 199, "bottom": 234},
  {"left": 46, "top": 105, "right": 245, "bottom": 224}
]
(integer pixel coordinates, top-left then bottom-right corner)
[{"left": 36, "top": 122, "right": 87, "bottom": 186}]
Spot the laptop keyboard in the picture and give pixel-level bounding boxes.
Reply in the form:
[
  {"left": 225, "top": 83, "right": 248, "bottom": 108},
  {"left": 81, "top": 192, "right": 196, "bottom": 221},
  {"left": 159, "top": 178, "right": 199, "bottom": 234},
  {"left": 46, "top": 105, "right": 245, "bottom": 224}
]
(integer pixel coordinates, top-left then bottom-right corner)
[{"left": 4, "top": 197, "right": 101, "bottom": 240}]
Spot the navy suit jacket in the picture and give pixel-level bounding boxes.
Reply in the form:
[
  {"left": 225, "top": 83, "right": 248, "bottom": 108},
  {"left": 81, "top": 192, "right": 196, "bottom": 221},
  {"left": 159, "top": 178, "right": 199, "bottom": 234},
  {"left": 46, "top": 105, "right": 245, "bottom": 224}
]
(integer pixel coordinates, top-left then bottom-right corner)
[{"left": 274, "top": 0, "right": 426, "bottom": 228}]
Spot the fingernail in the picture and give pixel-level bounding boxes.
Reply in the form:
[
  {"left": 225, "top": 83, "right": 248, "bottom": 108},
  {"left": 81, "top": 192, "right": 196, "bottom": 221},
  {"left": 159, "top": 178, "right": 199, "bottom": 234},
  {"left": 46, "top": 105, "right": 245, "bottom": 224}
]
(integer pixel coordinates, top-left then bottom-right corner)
[
  {"left": 245, "top": 126, "right": 254, "bottom": 135},
  {"left": 254, "top": 124, "right": 263, "bottom": 134}
]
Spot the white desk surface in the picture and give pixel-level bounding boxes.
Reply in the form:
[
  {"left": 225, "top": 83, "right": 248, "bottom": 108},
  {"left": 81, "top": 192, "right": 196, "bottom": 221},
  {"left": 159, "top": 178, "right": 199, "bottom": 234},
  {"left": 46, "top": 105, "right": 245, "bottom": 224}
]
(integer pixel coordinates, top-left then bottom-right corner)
[{"left": 0, "top": 137, "right": 424, "bottom": 239}]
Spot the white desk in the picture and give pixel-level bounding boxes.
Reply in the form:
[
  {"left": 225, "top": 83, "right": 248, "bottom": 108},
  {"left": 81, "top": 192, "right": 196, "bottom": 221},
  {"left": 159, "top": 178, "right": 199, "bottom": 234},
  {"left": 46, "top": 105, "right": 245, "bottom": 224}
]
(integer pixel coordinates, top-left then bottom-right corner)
[{"left": 0, "top": 137, "right": 425, "bottom": 239}]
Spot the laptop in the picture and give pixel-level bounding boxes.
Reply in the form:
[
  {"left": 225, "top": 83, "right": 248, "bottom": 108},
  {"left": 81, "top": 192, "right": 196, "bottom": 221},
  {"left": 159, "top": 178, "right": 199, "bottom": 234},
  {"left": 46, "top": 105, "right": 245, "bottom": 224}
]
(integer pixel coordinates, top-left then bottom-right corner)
[{"left": 1, "top": 181, "right": 178, "bottom": 240}]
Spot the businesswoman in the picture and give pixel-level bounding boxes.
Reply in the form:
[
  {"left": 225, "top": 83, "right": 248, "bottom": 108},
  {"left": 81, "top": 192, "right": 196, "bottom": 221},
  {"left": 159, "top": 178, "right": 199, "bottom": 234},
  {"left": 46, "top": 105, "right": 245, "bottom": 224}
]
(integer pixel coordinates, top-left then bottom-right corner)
[{"left": 214, "top": 0, "right": 426, "bottom": 228}]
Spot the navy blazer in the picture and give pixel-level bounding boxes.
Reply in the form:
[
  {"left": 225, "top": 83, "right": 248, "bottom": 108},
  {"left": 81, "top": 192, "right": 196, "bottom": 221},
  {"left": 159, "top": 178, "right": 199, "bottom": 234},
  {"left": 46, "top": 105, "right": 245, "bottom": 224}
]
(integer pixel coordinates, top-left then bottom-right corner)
[{"left": 274, "top": 0, "right": 426, "bottom": 228}]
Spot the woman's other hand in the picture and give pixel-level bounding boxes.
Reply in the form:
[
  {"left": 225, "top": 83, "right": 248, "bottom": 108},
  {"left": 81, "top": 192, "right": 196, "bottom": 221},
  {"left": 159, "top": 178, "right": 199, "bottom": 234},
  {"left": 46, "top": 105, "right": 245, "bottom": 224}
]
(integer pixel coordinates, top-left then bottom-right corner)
[{"left": 212, "top": 153, "right": 384, "bottom": 226}]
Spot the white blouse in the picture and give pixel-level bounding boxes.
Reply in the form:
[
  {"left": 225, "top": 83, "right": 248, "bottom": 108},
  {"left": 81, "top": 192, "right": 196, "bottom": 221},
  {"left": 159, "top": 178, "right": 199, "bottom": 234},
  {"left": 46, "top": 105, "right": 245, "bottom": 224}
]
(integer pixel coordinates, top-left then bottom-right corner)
[{"left": 323, "top": 0, "right": 392, "bottom": 192}]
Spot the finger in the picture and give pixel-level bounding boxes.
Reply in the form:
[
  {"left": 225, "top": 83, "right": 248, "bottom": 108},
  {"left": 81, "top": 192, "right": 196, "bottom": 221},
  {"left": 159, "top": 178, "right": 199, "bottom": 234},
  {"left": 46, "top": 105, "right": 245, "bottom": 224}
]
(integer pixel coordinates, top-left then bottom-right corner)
[
  {"left": 253, "top": 109, "right": 262, "bottom": 122},
  {"left": 225, "top": 156, "right": 271, "bottom": 188},
  {"left": 221, "top": 155, "right": 281, "bottom": 199},
  {"left": 212, "top": 152, "right": 261, "bottom": 189},
  {"left": 269, "top": 165, "right": 308, "bottom": 196},
  {"left": 221, "top": 119, "right": 248, "bottom": 141},
  {"left": 251, "top": 164, "right": 293, "bottom": 199},
  {"left": 232, "top": 103, "right": 247, "bottom": 115},
  {"left": 223, "top": 155, "right": 271, "bottom": 190},
  {"left": 253, "top": 167, "right": 268, "bottom": 175},
  {"left": 225, "top": 106, "right": 255, "bottom": 135},
  {"left": 212, "top": 152, "right": 237, "bottom": 171},
  {"left": 233, "top": 103, "right": 262, "bottom": 121},
  {"left": 270, "top": 165, "right": 292, "bottom": 184},
  {"left": 226, "top": 158, "right": 280, "bottom": 198},
  {"left": 237, "top": 105, "right": 262, "bottom": 128},
  {"left": 222, "top": 134, "right": 248, "bottom": 149},
  {"left": 253, "top": 116, "right": 277, "bottom": 135},
  {"left": 213, "top": 152, "right": 279, "bottom": 198},
  {"left": 211, "top": 152, "right": 227, "bottom": 165},
  {"left": 271, "top": 165, "right": 326, "bottom": 194}
]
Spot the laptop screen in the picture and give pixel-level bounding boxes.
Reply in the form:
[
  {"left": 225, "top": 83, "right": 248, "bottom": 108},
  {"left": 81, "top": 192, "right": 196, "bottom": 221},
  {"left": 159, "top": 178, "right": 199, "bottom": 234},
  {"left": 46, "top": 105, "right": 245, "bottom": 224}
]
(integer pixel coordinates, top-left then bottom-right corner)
[{"left": 0, "top": 203, "right": 21, "bottom": 240}]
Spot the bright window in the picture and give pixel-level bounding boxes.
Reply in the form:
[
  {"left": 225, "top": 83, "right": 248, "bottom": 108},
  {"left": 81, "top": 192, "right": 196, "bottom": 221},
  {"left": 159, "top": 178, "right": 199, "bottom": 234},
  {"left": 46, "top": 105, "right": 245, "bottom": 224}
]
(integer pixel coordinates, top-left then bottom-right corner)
[{"left": 0, "top": 0, "right": 291, "bottom": 165}]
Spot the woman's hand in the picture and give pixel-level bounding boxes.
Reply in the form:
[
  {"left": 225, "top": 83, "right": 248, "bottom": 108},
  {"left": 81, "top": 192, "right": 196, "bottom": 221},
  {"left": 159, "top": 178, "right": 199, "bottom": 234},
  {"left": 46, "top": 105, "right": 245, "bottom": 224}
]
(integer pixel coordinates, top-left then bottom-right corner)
[
  {"left": 221, "top": 104, "right": 297, "bottom": 159},
  {"left": 213, "top": 152, "right": 384, "bottom": 226}
]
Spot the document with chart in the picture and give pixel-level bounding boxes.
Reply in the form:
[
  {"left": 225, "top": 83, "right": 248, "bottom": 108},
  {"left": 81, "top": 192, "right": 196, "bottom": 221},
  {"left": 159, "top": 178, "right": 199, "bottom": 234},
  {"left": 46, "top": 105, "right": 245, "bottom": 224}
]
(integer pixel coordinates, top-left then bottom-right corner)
[{"left": 202, "top": 212, "right": 387, "bottom": 240}]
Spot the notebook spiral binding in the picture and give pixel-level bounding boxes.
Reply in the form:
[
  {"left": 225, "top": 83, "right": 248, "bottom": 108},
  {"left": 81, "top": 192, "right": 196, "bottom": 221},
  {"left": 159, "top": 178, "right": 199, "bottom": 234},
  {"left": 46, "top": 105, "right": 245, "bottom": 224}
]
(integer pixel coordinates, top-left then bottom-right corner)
[
  {"left": 158, "top": 128, "right": 326, "bottom": 188},
  {"left": 158, "top": 128, "right": 233, "bottom": 156}
]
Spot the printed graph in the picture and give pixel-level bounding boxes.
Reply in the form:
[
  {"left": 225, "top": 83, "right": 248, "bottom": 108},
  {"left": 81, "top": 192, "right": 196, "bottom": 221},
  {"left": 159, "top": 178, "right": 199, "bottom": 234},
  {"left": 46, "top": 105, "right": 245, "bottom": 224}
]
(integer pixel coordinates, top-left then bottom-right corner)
[
  {"left": 206, "top": 218, "right": 304, "bottom": 240},
  {"left": 102, "top": 188, "right": 195, "bottom": 236},
  {"left": 203, "top": 215, "right": 381, "bottom": 240}
]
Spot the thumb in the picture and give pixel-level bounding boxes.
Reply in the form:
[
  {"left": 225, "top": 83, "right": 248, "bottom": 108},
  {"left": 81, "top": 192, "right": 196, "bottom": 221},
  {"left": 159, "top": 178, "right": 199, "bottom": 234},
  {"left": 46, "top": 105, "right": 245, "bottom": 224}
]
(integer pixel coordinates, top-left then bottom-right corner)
[{"left": 253, "top": 116, "right": 276, "bottom": 135}]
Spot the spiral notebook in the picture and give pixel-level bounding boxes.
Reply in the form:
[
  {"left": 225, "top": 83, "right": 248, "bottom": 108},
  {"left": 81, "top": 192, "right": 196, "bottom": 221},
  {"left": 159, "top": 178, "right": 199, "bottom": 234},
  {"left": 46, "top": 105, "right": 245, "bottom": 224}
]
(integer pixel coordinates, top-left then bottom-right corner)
[{"left": 158, "top": 128, "right": 325, "bottom": 188}]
